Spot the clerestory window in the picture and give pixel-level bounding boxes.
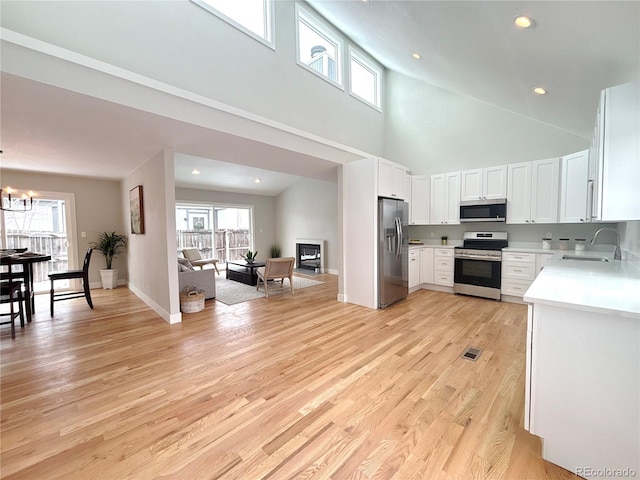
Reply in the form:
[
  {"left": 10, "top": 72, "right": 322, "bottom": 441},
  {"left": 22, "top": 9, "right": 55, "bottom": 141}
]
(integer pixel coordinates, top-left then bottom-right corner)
[
  {"left": 295, "top": 4, "right": 343, "bottom": 88},
  {"left": 349, "top": 47, "right": 382, "bottom": 110},
  {"left": 191, "top": 0, "right": 274, "bottom": 48}
]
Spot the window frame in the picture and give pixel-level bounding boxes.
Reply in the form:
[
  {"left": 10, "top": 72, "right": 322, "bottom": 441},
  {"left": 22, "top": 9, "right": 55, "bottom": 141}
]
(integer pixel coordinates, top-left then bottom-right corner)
[
  {"left": 175, "top": 202, "right": 255, "bottom": 264},
  {"left": 190, "top": 0, "right": 275, "bottom": 50},
  {"left": 295, "top": 3, "right": 344, "bottom": 90},
  {"left": 348, "top": 46, "right": 383, "bottom": 111}
]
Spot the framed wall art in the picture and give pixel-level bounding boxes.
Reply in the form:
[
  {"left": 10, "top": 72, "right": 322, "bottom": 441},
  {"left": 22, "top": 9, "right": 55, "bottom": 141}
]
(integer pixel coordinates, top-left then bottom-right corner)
[{"left": 129, "top": 185, "right": 145, "bottom": 234}]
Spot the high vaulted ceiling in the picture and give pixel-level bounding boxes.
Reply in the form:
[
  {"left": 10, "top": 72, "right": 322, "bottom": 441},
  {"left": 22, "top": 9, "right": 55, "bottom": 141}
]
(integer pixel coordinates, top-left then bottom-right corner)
[
  {"left": 308, "top": 0, "right": 639, "bottom": 140},
  {"left": 1, "top": 1, "right": 638, "bottom": 195}
]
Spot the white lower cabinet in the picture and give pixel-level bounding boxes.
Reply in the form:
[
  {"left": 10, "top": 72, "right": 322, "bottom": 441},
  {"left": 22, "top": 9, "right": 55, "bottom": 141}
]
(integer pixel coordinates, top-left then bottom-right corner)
[
  {"left": 526, "top": 302, "right": 640, "bottom": 476},
  {"left": 408, "top": 246, "right": 450, "bottom": 290},
  {"left": 502, "top": 251, "right": 555, "bottom": 297},
  {"left": 408, "top": 249, "right": 420, "bottom": 288},
  {"left": 420, "top": 247, "right": 434, "bottom": 284},
  {"left": 434, "top": 248, "right": 454, "bottom": 286}
]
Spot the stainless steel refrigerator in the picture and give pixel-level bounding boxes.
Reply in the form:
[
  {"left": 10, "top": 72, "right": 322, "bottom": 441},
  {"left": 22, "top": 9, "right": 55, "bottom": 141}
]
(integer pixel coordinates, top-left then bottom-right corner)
[{"left": 378, "top": 197, "right": 409, "bottom": 308}]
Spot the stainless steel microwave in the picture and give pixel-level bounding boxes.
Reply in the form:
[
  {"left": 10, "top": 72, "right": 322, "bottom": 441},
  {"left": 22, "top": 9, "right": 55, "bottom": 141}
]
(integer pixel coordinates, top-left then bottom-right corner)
[{"left": 459, "top": 198, "right": 507, "bottom": 223}]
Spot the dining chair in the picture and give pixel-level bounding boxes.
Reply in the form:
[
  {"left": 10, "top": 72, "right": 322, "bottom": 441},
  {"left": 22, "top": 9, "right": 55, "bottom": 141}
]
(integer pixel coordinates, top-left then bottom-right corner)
[
  {"left": 48, "top": 247, "right": 94, "bottom": 316},
  {"left": 256, "top": 257, "right": 295, "bottom": 298},
  {"left": 0, "top": 256, "right": 25, "bottom": 338},
  {"left": 182, "top": 248, "right": 220, "bottom": 275}
]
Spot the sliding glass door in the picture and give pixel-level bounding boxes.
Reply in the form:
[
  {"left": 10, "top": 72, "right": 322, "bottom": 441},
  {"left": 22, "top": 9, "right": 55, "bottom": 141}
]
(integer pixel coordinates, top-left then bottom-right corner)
[{"left": 176, "top": 203, "right": 253, "bottom": 267}]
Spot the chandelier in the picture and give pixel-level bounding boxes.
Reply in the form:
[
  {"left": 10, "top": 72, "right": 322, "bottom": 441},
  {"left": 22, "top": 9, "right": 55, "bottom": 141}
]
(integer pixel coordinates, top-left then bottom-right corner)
[{"left": 0, "top": 187, "right": 35, "bottom": 212}]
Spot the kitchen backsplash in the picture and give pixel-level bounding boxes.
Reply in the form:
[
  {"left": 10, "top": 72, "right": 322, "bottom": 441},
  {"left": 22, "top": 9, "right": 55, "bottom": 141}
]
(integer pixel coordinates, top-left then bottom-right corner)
[{"left": 409, "top": 223, "right": 620, "bottom": 251}]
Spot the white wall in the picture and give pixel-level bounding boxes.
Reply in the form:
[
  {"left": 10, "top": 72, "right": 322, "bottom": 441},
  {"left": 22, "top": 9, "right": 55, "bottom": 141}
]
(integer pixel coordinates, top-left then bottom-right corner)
[
  {"left": 619, "top": 220, "right": 640, "bottom": 262},
  {"left": 175, "top": 188, "right": 277, "bottom": 262},
  {"left": 275, "top": 178, "right": 339, "bottom": 274},
  {"left": 124, "top": 148, "right": 180, "bottom": 324},
  {"left": 1, "top": 0, "right": 385, "bottom": 156},
  {"left": 384, "top": 71, "right": 589, "bottom": 173}
]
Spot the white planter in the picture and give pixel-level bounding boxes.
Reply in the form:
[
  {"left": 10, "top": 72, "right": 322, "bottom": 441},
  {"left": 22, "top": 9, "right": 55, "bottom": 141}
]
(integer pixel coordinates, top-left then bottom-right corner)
[{"left": 100, "top": 269, "right": 119, "bottom": 289}]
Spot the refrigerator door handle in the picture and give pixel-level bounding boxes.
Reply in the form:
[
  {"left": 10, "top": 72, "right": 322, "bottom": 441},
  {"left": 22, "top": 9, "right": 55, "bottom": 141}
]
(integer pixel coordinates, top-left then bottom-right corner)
[{"left": 395, "top": 216, "right": 402, "bottom": 260}]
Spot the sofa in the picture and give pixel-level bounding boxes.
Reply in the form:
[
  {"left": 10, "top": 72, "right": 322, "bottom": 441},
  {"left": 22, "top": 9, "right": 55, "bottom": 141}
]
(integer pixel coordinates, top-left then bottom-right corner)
[{"left": 178, "top": 258, "right": 216, "bottom": 300}]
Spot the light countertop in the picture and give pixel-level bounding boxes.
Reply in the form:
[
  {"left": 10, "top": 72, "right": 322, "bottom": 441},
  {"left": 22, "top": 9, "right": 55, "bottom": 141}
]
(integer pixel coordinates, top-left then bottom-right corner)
[
  {"left": 523, "top": 252, "right": 640, "bottom": 318},
  {"left": 409, "top": 242, "right": 458, "bottom": 250},
  {"left": 504, "top": 242, "right": 616, "bottom": 255}
]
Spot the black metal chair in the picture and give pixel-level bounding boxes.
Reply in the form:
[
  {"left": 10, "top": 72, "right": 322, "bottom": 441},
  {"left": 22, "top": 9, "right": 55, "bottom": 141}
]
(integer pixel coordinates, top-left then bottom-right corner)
[
  {"left": 48, "top": 247, "right": 94, "bottom": 316},
  {"left": 1, "top": 256, "right": 25, "bottom": 338}
]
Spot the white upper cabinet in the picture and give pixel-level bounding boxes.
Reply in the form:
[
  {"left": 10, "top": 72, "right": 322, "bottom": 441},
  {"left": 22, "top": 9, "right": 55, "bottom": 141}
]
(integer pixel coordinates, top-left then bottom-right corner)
[
  {"left": 445, "top": 172, "right": 461, "bottom": 224},
  {"left": 483, "top": 165, "right": 508, "bottom": 199},
  {"left": 506, "top": 163, "right": 531, "bottom": 223},
  {"left": 560, "top": 149, "right": 590, "bottom": 223},
  {"left": 507, "top": 158, "right": 560, "bottom": 224},
  {"left": 378, "top": 158, "right": 408, "bottom": 200},
  {"left": 589, "top": 82, "right": 640, "bottom": 221},
  {"left": 460, "top": 165, "right": 507, "bottom": 201},
  {"left": 430, "top": 172, "right": 460, "bottom": 225},
  {"left": 410, "top": 176, "right": 429, "bottom": 225},
  {"left": 530, "top": 158, "right": 560, "bottom": 224},
  {"left": 460, "top": 169, "right": 482, "bottom": 201},
  {"left": 430, "top": 174, "right": 446, "bottom": 224}
]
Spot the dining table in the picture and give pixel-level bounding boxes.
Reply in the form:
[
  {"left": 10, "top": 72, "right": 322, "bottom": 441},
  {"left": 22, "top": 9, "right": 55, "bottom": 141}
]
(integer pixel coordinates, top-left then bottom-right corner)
[{"left": 1, "top": 251, "right": 52, "bottom": 323}]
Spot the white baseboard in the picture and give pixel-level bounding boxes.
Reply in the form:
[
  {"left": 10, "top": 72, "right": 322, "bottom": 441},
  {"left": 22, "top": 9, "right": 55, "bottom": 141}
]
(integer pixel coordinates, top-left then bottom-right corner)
[
  {"left": 89, "top": 279, "right": 127, "bottom": 290},
  {"left": 126, "top": 282, "right": 182, "bottom": 324}
]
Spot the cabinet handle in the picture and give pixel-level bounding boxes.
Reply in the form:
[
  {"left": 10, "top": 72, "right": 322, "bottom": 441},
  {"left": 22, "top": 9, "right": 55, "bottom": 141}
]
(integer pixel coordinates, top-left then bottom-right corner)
[
  {"left": 514, "top": 269, "right": 522, "bottom": 272},
  {"left": 525, "top": 220, "right": 529, "bottom": 223},
  {"left": 587, "top": 179, "right": 595, "bottom": 220},
  {"left": 580, "top": 218, "right": 584, "bottom": 222},
  {"left": 531, "top": 220, "right": 536, "bottom": 223}
]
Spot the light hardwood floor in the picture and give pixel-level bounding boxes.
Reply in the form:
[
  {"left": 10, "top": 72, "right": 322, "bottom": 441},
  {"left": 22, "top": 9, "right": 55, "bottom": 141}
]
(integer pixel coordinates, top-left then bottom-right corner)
[{"left": 1, "top": 274, "right": 579, "bottom": 480}]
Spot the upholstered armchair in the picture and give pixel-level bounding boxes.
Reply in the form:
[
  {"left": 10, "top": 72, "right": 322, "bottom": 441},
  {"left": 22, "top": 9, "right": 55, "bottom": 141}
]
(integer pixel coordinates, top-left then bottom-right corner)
[
  {"left": 182, "top": 248, "right": 220, "bottom": 275},
  {"left": 256, "top": 257, "right": 295, "bottom": 298}
]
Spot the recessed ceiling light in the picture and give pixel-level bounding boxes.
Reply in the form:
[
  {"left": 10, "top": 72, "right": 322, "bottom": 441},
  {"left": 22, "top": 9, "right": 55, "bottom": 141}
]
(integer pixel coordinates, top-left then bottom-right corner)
[
  {"left": 533, "top": 87, "right": 547, "bottom": 95},
  {"left": 412, "top": 53, "right": 422, "bottom": 60},
  {"left": 515, "top": 16, "right": 534, "bottom": 28},
  {"left": 191, "top": 169, "right": 200, "bottom": 175},
  {"left": 254, "top": 178, "right": 262, "bottom": 184}
]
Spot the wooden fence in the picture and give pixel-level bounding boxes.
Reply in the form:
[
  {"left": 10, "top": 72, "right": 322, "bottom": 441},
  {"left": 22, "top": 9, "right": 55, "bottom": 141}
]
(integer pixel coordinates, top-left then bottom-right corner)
[
  {"left": 176, "top": 229, "right": 250, "bottom": 262},
  {"left": 5, "top": 229, "right": 252, "bottom": 285},
  {"left": 5, "top": 232, "right": 67, "bottom": 284}
]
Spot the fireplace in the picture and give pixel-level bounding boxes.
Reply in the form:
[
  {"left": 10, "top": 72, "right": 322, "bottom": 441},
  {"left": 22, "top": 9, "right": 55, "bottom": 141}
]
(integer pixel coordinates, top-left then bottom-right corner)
[{"left": 295, "top": 239, "right": 325, "bottom": 272}]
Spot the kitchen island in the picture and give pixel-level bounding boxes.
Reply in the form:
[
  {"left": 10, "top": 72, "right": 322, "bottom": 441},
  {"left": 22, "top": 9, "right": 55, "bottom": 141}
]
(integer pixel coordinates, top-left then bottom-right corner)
[{"left": 523, "top": 254, "right": 640, "bottom": 479}]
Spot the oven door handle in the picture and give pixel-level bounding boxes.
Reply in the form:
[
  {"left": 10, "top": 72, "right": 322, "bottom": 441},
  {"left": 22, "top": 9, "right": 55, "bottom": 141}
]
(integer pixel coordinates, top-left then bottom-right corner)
[{"left": 454, "top": 255, "right": 502, "bottom": 262}]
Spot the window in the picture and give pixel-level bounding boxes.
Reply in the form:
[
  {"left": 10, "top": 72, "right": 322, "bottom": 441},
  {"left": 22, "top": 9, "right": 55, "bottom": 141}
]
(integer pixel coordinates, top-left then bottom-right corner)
[
  {"left": 296, "top": 4, "right": 343, "bottom": 88},
  {"left": 349, "top": 47, "right": 382, "bottom": 110},
  {"left": 2, "top": 191, "right": 78, "bottom": 292},
  {"left": 191, "top": 0, "right": 274, "bottom": 47}
]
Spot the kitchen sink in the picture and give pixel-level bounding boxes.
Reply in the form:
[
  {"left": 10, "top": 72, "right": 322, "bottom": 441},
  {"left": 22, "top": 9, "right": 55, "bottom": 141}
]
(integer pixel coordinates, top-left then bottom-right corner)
[{"left": 561, "top": 255, "right": 609, "bottom": 262}]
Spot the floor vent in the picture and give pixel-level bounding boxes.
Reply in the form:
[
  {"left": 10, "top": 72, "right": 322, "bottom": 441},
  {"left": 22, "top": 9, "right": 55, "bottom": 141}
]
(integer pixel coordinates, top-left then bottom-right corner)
[{"left": 461, "top": 346, "right": 482, "bottom": 362}]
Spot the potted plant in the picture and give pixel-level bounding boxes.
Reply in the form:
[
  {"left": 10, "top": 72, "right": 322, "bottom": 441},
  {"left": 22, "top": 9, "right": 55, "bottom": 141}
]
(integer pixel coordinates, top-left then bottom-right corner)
[
  {"left": 243, "top": 250, "right": 258, "bottom": 264},
  {"left": 90, "top": 231, "right": 127, "bottom": 289},
  {"left": 441, "top": 235, "right": 448, "bottom": 245},
  {"left": 270, "top": 244, "right": 281, "bottom": 258}
]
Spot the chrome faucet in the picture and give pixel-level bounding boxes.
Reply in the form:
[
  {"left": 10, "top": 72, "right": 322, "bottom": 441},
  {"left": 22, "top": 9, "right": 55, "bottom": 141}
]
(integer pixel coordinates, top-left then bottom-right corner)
[{"left": 591, "top": 227, "right": 622, "bottom": 260}]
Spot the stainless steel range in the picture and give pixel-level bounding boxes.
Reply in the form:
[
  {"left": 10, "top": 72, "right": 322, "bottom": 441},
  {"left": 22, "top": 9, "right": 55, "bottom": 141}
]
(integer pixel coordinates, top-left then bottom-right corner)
[{"left": 454, "top": 232, "right": 508, "bottom": 301}]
